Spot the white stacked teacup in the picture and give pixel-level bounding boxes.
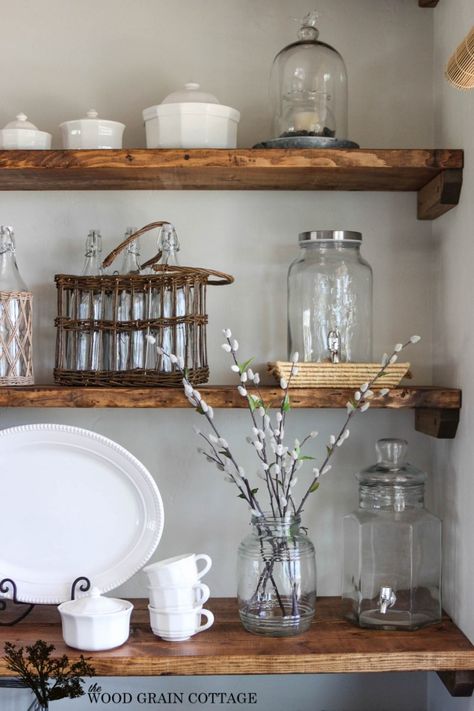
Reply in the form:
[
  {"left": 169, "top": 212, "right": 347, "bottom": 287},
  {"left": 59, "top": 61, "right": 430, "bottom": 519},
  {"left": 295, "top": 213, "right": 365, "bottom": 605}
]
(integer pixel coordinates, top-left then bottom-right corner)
[{"left": 143, "top": 553, "right": 214, "bottom": 642}]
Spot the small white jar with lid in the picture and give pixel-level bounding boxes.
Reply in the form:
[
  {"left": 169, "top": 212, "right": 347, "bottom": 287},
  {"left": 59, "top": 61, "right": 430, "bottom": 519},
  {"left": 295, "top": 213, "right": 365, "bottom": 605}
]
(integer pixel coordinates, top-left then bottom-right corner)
[
  {"left": 60, "top": 109, "right": 125, "bottom": 149},
  {"left": 143, "top": 82, "right": 240, "bottom": 149},
  {"left": 0, "top": 113, "right": 52, "bottom": 149},
  {"left": 58, "top": 587, "right": 133, "bottom": 651}
]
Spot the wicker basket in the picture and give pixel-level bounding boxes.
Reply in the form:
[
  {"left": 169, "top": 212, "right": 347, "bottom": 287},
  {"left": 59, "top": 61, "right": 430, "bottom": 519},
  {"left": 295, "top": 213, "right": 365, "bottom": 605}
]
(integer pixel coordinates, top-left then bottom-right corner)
[
  {"left": 268, "top": 361, "right": 411, "bottom": 389},
  {"left": 54, "top": 222, "right": 233, "bottom": 386}
]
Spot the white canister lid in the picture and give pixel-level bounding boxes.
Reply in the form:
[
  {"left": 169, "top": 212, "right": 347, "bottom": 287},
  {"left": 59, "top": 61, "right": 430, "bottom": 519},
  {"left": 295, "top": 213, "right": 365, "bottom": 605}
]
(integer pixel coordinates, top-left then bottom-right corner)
[
  {"left": 161, "top": 83, "right": 220, "bottom": 105},
  {"left": 2, "top": 113, "right": 41, "bottom": 130},
  {"left": 59, "top": 110, "right": 125, "bottom": 128},
  {"left": 59, "top": 587, "right": 129, "bottom": 615}
]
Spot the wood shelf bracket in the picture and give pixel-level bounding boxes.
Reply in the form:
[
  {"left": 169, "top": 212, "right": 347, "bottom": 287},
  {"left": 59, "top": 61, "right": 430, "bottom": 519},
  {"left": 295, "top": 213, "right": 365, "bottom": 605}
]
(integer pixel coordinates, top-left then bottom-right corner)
[
  {"left": 438, "top": 671, "right": 474, "bottom": 697},
  {"left": 415, "top": 407, "right": 460, "bottom": 438},
  {"left": 417, "top": 169, "right": 463, "bottom": 220}
]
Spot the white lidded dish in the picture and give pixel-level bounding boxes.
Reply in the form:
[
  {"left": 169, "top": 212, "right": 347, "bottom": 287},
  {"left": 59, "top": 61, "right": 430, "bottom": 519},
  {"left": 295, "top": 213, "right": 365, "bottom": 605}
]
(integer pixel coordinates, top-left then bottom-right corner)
[
  {"left": 60, "top": 109, "right": 125, "bottom": 149},
  {"left": 58, "top": 587, "right": 133, "bottom": 651},
  {"left": 143, "top": 82, "right": 240, "bottom": 149},
  {"left": 0, "top": 113, "right": 51, "bottom": 150}
]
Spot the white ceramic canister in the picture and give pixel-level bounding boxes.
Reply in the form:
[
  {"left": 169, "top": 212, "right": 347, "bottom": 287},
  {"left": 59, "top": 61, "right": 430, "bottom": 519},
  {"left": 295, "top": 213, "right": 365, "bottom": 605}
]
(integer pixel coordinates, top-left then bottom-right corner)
[
  {"left": 142, "top": 82, "right": 240, "bottom": 149},
  {"left": 58, "top": 587, "right": 133, "bottom": 651},
  {"left": 60, "top": 109, "right": 125, "bottom": 149},
  {"left": 0, "top": 113, "right": 51, "bottom": 149}
]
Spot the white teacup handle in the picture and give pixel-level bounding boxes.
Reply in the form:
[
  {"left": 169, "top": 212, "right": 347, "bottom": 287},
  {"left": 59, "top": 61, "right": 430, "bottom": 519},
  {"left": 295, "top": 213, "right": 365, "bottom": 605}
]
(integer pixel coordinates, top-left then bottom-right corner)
[
  {"left": 197, "top": 608, "right": 214, "bottom": 633},
  {"left": 195, "top": 554, "right": 212, "bottom": 580},
  {"left": 194, "top": 582, "right": 210, "bottom": 605}
]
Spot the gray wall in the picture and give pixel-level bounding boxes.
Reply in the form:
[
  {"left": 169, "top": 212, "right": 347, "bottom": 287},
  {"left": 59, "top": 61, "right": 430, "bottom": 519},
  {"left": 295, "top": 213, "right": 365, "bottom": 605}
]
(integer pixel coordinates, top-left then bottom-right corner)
[{"left": 1, "top": 1, "right": 466, "bottom": 709}]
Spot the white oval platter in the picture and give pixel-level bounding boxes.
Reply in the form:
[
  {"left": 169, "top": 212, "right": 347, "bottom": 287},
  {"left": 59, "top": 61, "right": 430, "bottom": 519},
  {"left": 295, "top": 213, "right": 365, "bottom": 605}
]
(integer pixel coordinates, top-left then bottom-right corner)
[{"left": 0, "top": 424, "right": 164, "bottom": 603}]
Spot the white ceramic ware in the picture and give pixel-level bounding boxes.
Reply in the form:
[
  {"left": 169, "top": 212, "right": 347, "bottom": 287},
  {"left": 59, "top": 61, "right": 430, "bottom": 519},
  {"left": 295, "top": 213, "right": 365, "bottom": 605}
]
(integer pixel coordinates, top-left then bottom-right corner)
[
  {"left": 60, "top": 109, "right": 125, "bottom": 149},
  {"left": 58, "top": 587, "right": 133, "bottom": 651},
  {"left": 143, "top": 553, "right": 212, "bottom": 587},
  {"left": 0, "top": 113, "right": 51, "bottom": 150},
  {"left": 148, "top": 604, "right": 214, "bottom": 641},
  {"left": 142, "top": 82, "right": 240, "bottom": 149},
  {"left": 0, "top": 424, "right": 164, "bottom": 603},
  {"left": 147, "top": 582, "right": 210, "bottom": 610}
]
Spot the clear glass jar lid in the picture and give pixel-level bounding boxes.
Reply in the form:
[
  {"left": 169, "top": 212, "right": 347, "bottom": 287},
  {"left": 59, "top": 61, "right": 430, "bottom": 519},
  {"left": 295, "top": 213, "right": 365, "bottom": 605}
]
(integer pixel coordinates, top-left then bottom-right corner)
[
  {"left": 298, "top": 230, "right": 362, "bottom": 243},
  {"left": 357, "top": 439, "right": 426, "bottom": 487}
]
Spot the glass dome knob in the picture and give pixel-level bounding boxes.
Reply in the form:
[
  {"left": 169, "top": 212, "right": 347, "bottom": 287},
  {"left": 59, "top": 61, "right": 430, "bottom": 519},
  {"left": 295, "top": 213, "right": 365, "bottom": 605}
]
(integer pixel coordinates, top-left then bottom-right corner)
[
  {"left": 298, "top": 11, "right": 320, "bottom": 41},
  {"left": 375, "top": 439, "right": 408, "bottom": 469}
]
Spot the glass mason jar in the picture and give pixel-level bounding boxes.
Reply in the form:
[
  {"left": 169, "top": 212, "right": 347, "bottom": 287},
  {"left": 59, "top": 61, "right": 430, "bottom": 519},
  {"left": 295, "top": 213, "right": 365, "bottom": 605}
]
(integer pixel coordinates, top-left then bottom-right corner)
[
  {"left": 288, "top": 231, "right": 373, "bottom": 362},
  {"left": 237, "top": 513, "right": 316, "bottom": 637},
  {"left": 342, "top": 439, "right": 442, "bottom": 630},
  {"left": 270, "top": 11, "right": 350, "bottom": 143}
]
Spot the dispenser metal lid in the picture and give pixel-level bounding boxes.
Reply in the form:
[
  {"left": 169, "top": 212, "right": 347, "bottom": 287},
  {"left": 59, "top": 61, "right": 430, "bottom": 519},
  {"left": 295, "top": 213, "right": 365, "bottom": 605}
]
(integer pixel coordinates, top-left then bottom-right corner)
[{"left": 298, "top": 230, "right": 362, "bottom": 243}]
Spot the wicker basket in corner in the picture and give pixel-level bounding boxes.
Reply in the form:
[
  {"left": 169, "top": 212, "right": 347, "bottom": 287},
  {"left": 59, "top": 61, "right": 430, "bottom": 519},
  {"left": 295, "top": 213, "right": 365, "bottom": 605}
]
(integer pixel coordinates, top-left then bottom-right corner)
[
  {"left": 54, "top": 221, "right": 234, "bottom": 387},
  {"left": 268, "top": 361, "right": 411, "bottom": 389}
]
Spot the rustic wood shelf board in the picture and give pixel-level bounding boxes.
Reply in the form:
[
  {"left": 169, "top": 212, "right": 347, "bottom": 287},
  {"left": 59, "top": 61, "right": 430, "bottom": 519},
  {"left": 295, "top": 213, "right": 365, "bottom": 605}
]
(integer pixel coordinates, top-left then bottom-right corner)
[
  {"left": 0, "top": 149, "right": 462, "bottom": 211},
  {"left": 0, "top": 598, "right": 472, "bottom": 680},
  {"left": 0, "top": 384, "right": 460, "bottom": 410}
]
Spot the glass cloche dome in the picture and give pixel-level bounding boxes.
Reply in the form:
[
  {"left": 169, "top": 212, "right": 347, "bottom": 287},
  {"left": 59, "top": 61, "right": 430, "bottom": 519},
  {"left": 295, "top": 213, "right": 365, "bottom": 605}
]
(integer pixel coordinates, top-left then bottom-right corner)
[{"left": 260, "top": 11, "right": 358, "bottom": 148}]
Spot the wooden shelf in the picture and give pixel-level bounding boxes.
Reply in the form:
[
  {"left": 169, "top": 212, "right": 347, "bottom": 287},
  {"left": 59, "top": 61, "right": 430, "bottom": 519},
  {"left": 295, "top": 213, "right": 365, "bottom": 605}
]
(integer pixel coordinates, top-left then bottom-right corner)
[
  {"left": 0, "top": 149, "right": 462, "bottom": 219},
  {"left": 0, "top": 385, "right": 461, "bottom": 438},
  {"left": 0, "top": 598, "right": 473, "bottom": 695}
]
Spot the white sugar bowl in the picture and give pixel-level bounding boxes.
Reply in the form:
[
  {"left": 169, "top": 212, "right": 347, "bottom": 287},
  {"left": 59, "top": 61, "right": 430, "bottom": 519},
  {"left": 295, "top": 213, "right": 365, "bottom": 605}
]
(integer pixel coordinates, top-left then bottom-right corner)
[
  {"left": 143, "top": 82, "right": 240, "bottom": 149},
  {"left": 58, "top": 587, "right": 133, "bottom": 651},
  {"left": 0, "top": 113, "right": 52, "bottom": 149},
  {"left": 60, "top": 109, "right": 125, "bottom": 149}
]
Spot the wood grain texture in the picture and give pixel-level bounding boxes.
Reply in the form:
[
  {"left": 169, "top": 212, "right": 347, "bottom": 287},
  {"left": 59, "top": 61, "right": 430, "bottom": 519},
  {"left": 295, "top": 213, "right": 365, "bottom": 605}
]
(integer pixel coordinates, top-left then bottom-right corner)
[
  {"left": 0, "top": 149, "right": 463, "bottom": 195},
  {"left": 437, "top": 671, "right": 474, "bottom": 697},
  {"left": 417, "top": 169, "right": 463, "bottom": 219},
  {"left": 415, "top": 408, "right": 460, "bottom": 438},
  {"left": 0, "top": 385, "right": 461, "bottom": 410},
  {"left": 0, "top": 598, "right": 472, "bottom": 677}
]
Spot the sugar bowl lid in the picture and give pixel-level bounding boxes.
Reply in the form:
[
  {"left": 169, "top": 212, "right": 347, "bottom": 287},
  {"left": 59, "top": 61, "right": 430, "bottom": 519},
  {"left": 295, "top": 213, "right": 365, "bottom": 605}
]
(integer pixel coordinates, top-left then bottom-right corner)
[
  {"left": 58, "top": 587, "right": 129, "bottom": 616},
  {"left": 161, "top": 82, "right": 220, "bottom": 105},
  {"left": 2, "top": 113, "right": 41, "bottom": 131}
]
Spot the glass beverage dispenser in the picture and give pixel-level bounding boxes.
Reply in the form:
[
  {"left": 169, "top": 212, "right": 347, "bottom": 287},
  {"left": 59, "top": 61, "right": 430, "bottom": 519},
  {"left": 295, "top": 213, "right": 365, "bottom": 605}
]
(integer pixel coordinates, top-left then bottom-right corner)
[
  {"left": 287, "top": 230, "right": 373, "bottom": 363},
  {"left": 343, "top": 439, "right": 442, "bottom": 630}
]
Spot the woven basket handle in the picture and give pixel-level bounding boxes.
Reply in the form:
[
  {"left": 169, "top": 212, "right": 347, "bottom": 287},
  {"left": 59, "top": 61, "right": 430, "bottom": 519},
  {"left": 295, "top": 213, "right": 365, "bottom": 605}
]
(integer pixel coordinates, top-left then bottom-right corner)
[
  {"left": 101, "top": 221, "right": 170, "bottom": 269},
  {"left": 150, "top": 264, "right": 234, "bottom": 286}
]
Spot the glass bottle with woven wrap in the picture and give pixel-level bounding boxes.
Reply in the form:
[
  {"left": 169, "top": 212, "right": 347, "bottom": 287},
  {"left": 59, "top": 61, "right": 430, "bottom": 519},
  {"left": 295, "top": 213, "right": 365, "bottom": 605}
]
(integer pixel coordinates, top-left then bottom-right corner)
[
  {"left": 153, "top": 224, "right": 186, "bottom": 373},
  {"left": 74, "top": 229, "right": 103, "bottom": 371},
  {"left": 287, "top": 230, "right": 373, "bottom": 363},
  {"left": 342, "top": 439, "right": 442, "bottom": 630},
  {"left": 0, "top": 225, "right": 34, "bottom": 384},
  {"left": 117, "top": 228, "right": 144, "bottom": 370}
]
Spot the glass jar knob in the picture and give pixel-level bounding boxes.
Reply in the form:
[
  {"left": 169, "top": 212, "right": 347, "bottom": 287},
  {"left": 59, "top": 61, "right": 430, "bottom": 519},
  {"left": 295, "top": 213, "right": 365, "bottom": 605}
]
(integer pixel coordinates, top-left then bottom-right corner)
[{"left": 375, "top": 438, "right": 408, "bottom": 469}]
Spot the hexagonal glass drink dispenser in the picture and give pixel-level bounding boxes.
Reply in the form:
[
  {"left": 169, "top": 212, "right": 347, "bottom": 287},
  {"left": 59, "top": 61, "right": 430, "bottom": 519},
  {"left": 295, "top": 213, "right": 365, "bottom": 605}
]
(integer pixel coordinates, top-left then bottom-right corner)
[{"left": 343, "top": 439, "right": 442, "bottom": 630}]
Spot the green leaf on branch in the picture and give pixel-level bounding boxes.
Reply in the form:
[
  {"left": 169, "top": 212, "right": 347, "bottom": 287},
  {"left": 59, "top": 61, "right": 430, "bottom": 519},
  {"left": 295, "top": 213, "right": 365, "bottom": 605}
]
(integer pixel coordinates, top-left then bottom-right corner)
[
  {"left": 309, "top": 481, "right": 320, "bottom": 493},
  {"left": 282, "top": 394, "right": 291, "bottom": 413},
  {"left": 219, "top": 450, "right": 232, "bottom": 459},
  {"left": 248, "top": 395, "right": 264, "bottom": 412},
  {"left": 298, "top": 455, "right": 315, "bottom": 461},
  {"left": 196, "top": 405, "right": 206, "bottom": 415},
  {"left": 238, "top": 358, "right": 254, "bottom": 374},
  {"left": 238, "top": 487, "right": 258, "bottom": 499},
  {"left": 326, "top": 445, "right": 333, "bottom": 455}
]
